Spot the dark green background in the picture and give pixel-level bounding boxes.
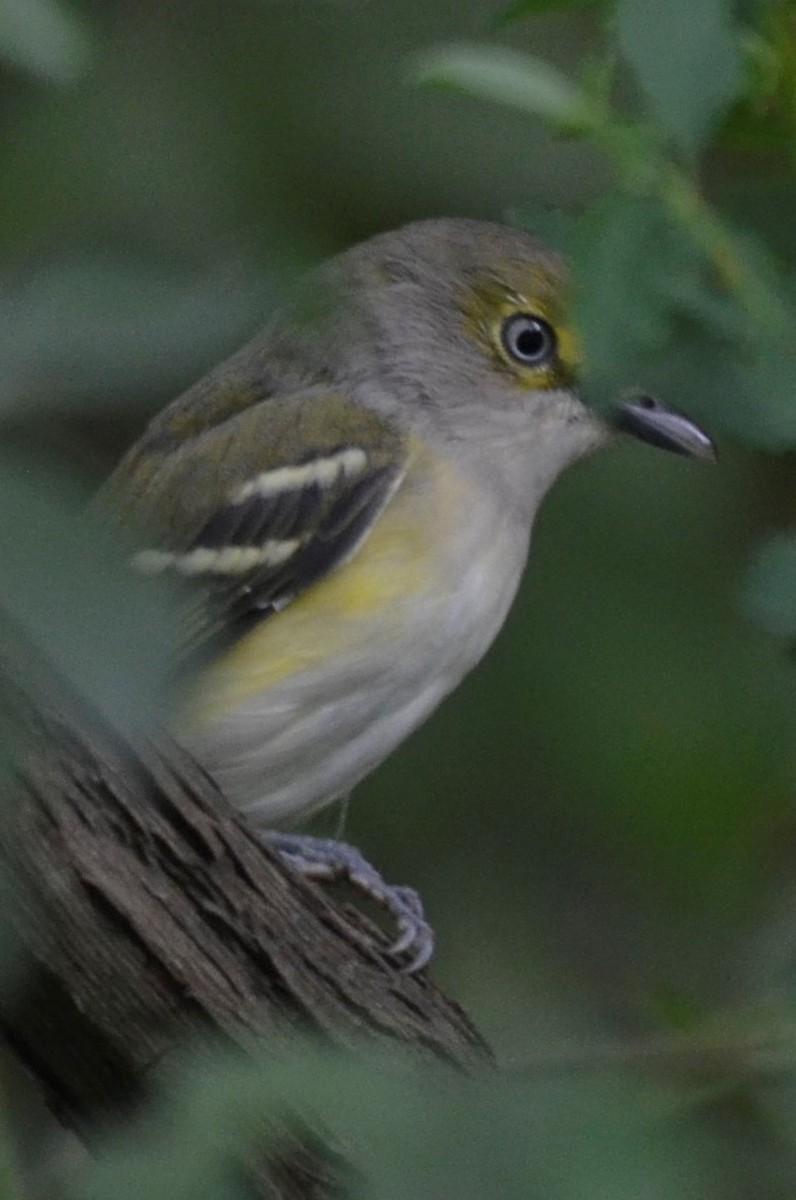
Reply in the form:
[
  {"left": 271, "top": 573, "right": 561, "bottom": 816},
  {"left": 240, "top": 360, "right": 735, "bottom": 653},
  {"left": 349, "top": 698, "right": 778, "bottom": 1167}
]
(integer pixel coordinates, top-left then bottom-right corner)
[{"left": 2, "top": 0, "right": 796, "bottom": 1195}]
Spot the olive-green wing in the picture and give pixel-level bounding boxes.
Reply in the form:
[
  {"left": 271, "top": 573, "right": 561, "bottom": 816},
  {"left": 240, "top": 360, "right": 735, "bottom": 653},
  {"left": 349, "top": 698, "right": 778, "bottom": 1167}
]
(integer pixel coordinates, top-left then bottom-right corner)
[{"left": 101, "top": 388, "right": 409, "bottom": 661}]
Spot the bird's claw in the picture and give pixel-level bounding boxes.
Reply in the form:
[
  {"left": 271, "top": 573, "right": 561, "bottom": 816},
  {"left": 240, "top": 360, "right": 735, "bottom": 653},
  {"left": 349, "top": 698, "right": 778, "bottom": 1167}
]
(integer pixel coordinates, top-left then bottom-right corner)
[{"left": 264, "top": 833, "right": 434, "bottom": 973}]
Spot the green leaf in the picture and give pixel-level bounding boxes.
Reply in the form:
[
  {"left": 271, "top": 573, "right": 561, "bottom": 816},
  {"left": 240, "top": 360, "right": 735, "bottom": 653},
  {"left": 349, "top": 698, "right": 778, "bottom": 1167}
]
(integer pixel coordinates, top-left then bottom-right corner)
[
  {"left": 0, "top": 258, "right": 279, "bottom": 415},
  {"left": 0, "top": 453, "right": 179, "bottom": 735},
  {"left": 507, "top": 205, "right": 586, "bottom": 259},
  {"left": 735, "top": 337, "right": 796, "bottom": 449},
  {"left": 410, "top": 44, "right": 593, "bottom": 129},
  {"left": 0, "top": 0, "right": 91, "bottom": 84},
  {"left": 493, "top": 0, "right": 609, "bottom": 27},
  {"left": 78, "top": 1043, "right": 715, "bottom": 1200},
  {"left": 743, "top": 534, "right": 796, "bottom": 642},
  {"left": 617, "top": 0, "right": 743, "bottom": 154},
  {"left": 568, "top": 195, "right": 698, "bottom": 407},
  {"left": 659, "top": 258, "right": 796, "bottom": 451},
  {"left": 514, "top": 199, "right": 796, "bottom": 446}
]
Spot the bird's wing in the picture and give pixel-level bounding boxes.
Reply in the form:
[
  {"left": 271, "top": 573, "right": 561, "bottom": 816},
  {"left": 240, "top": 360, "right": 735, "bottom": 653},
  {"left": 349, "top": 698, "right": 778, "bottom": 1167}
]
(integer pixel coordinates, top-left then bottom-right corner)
[{"left": 102, "top": 388, "right": 409, "bottom": 663}]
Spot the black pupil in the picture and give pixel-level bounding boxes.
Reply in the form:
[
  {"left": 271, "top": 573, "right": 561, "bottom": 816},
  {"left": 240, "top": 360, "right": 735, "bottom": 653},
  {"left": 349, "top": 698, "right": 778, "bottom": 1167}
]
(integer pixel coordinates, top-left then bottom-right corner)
[
  {"left": 504, "top": 315, "right": 554, "bottom": 365},
  {"left": 516, "top": 324, "right": 545, "bottom": 358}
]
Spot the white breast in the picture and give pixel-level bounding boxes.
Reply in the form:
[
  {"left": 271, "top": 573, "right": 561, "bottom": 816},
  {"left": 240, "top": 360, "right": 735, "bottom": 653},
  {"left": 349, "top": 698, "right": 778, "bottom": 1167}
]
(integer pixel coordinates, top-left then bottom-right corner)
[{"left": 184, "top": 458, "right": 531, "bottom": 826}]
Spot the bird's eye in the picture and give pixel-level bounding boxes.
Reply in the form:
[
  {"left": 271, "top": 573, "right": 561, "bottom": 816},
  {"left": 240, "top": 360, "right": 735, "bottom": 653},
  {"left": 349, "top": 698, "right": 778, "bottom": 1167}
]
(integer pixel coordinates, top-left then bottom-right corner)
[{"left": 500, "top": 313, "right": 557, "bottom": 367}]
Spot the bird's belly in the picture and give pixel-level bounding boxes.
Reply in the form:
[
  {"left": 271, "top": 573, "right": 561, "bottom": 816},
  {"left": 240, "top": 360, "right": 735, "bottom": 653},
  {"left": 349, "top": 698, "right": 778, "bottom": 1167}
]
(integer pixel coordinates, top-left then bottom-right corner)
[
  {"left": 181, "top": 454, "right": 528, "bottom": 825},
  {"left": 198, "top": 664, "right": 453, "bottom": 826}
]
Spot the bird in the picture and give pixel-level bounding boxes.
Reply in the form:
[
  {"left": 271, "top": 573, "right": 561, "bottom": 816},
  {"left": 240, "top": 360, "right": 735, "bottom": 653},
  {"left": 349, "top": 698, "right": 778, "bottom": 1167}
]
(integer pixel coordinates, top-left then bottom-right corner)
[{"left": 99, "top": 217, "right": 715, "bottom": 971}]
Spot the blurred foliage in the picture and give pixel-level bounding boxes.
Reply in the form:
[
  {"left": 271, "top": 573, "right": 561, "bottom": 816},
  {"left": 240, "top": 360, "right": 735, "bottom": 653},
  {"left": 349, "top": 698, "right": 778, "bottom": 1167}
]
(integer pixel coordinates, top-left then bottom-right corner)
[
  {"left": 744, "top": 532, "right": 796, "bottom": 639},
  {"left": 414, "top": 8, "right": 796, "bottom": 441},
  {"left": 0, "top": 0, "right": 92, "bottom": 85},
  {"left": 0, "top": 0, "right": 793, "bottom": 1196},
  {"left": 73, "top": 1041, "right": 727, "bottom": 1200},
  {"left": 0, "top": 449, "right": 179, "bottom": 730}
]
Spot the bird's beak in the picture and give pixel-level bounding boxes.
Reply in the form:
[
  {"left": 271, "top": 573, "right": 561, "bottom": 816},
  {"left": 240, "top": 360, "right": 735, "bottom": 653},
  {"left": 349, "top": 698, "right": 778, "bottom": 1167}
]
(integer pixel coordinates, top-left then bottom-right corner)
[{"left": 610, "top": 394, "right": 717, "bottom": 461}]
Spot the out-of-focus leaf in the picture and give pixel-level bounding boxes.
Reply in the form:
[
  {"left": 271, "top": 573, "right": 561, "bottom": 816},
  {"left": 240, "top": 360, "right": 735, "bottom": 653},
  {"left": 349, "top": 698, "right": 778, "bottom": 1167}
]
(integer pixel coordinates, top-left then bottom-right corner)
[
  {"left": 574, "top": 197, "right": 676, "bottom": 393},
  {"left": 0, "top": 453, "right": 177, "bottom": 1004},
  {"left": 78, "top": 1043, "right": 716, "bottom": 1200},
  {"left": 494, "top": 0, "right": 609, "bottom": 27},
  {"left": 507, "top": 205, "right": 584, "bottom": 257},
  {"left": 0, "top": 257, "right": 277, "bottom": 414},
  {"left": 0, "top": 452, "right": 178, "bottom": 733},
  {"left": 0, "top": 0, "right": 91, "bottom": 84},
  {"left": 654, "top": 264, "right": 796, "bottom": 452},
  {"left": 410, "top": 44, "right": 593, "bottom": 128},
  {"left": 515, "top": 198, "right": 796, "bottom": 447},
  {"left": 560, "top": 195, "right": 698, "bottom": 408},
  {"left": 721, "top": 5, "right": 796, "bottom": 159},
  {"left": 617, "top": 0, "right": 743, "bottom": 154},
  {"left": 743, "top": 534, "right": 796, "bottom": 641},
  {"left": 734, "top": 337, "right": 796, "bottom": 449},
  {"left": 708, "top": 219, "right": 793, "bottom": 335}
]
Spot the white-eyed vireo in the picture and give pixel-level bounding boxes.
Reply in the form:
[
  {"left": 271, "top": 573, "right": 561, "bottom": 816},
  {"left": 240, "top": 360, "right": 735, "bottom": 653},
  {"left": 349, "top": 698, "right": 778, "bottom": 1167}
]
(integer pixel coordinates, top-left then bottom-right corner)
[{"left": 101, "top": 218, "right": 715, "bottom": 971}]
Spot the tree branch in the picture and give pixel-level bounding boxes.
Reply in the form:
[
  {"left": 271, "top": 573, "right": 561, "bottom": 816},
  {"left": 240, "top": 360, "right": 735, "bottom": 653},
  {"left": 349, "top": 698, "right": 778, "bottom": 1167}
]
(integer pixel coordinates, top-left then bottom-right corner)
[{"left": 0, "top": 671, "right": 489, "bottom": 1197}]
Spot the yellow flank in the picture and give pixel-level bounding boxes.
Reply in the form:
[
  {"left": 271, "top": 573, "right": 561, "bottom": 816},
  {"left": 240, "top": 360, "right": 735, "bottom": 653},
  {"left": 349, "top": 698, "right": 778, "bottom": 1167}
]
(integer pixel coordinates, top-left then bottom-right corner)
[{"left": 183, "top": 440, "right": 467, "bottom": 729}]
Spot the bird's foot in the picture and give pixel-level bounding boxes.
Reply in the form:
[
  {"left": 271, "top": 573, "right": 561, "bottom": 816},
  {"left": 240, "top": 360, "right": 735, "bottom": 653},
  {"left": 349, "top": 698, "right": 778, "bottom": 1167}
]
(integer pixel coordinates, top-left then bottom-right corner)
[{"left": 265, "top": 832, "right": 434, "bottom": 973}]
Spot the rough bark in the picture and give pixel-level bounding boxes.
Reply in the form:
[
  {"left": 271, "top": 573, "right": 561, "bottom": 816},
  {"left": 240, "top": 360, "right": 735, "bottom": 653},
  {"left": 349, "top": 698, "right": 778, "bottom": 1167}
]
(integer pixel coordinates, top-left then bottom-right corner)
[{"left": 0, "top": 665, "right": 490, "bottom": 1198}]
